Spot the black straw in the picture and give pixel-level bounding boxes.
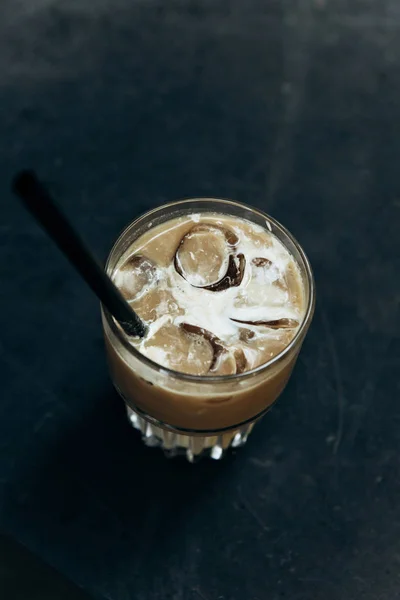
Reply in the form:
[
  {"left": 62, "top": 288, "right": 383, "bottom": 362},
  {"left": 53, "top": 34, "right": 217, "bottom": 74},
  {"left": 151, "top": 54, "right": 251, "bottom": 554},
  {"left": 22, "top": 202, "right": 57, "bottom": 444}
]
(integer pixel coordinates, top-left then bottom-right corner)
[{"left": 12, "top": 170, "right": 147, "bottom": 338}]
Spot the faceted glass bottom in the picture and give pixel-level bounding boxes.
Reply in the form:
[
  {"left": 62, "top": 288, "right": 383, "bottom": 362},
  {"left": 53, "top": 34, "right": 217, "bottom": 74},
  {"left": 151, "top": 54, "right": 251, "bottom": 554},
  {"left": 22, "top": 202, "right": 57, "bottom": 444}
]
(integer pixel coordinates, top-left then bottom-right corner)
[{"left": 126, "top": 405, "right": 255, "bottom": 462}]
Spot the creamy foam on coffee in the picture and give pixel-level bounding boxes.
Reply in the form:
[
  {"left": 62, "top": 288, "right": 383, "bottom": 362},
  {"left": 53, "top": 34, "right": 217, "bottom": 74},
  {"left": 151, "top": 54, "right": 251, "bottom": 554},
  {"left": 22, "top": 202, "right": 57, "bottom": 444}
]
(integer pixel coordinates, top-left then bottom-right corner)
[{"left": 113, "top": 213, "right": 305, "bottom": 376}]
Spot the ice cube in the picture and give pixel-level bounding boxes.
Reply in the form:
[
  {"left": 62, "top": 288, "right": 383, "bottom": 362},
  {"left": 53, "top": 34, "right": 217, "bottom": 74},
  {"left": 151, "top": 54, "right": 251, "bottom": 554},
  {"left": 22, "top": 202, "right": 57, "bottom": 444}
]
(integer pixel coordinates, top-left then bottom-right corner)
[
  {"left": 206, "top": 347, "right": 247, "bottom": 375},
  {"left": 249, "top": 330, "right": 294, "bottom": 367},
  {"left": 251, "top": 256, "right": 286, "bottom": 287},
  {"left": 141, "top": 323, "right": 214, "bottom": 375},
  {"left": 114, "top": 255, "right": 157, "bottom": 301},
  {"left": 213, "top": 352, "right": 237, "bottom": 375},
  {"left": 180, "top": 323, "right": 225, "bottom": 371},
  {"left": 206, "top": 253, "right": 246, "bottom": 292},
  {"left": 174, "top": 224, "right": 229, "bottom": 287},
  {"left": 179, "top": 324, "right": 249, "bottom": 375},
  {"left": 174, "top": 224, "right": 243, "bottom": 290},
  {"left": 234, "top": 256, "right": 289, "bottom": 308},
  {"left": 132, "top": 288, "right": 183, "bottom": 324}
]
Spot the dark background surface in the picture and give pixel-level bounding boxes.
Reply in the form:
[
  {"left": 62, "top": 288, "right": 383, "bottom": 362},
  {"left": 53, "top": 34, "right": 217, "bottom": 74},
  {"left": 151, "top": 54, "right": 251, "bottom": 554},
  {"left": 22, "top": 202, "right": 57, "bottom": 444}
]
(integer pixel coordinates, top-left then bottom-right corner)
[
  {"left": 0, "top": 534, "right": 94, "bottom": 599},
  {"left": 0, "top": 1, "right": 399, "bottom": 599}
]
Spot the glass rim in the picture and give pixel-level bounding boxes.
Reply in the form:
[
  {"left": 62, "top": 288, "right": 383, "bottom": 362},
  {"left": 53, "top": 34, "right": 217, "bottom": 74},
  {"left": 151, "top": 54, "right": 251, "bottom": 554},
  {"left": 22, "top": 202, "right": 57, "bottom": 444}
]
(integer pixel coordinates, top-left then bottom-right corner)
[{"left": 103, "top": 197, "right": 316, "bottom": 383}]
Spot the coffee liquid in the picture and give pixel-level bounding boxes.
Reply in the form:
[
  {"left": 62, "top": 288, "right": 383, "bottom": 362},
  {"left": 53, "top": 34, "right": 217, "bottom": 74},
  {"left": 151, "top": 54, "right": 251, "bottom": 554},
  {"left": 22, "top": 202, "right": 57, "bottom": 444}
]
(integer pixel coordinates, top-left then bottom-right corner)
[{"left": 113, "top": 213, "right": 305, "bottom": 376}]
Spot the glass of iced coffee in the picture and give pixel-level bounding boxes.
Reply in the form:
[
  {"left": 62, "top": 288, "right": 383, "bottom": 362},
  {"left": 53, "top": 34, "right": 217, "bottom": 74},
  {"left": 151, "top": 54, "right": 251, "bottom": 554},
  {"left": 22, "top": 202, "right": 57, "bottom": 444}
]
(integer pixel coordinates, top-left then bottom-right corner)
[{"left": 102, "top": 199, "right": 315, "bottom": 461}]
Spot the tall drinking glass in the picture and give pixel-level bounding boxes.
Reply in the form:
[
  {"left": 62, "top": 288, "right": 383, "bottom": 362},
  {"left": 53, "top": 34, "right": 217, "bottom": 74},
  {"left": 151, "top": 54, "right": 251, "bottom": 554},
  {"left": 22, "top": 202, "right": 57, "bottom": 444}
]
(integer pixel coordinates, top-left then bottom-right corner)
[{"left": 102, "top": 199, "right": 315, "bottom": 461}]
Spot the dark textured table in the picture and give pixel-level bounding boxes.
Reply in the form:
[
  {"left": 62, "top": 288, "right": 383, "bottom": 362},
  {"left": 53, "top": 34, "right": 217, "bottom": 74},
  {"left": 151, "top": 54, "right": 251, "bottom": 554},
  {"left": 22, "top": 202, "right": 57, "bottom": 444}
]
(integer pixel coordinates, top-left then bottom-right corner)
[{"left": 1, "top": 1, "right": 399, "bottom": 599}]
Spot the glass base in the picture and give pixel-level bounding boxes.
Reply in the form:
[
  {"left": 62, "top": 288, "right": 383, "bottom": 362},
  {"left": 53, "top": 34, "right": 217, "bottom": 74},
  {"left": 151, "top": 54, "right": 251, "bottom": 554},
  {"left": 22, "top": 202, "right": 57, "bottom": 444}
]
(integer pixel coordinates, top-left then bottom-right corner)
[{"left": 126, "top": 406, "right": 255, "bottom": 462}]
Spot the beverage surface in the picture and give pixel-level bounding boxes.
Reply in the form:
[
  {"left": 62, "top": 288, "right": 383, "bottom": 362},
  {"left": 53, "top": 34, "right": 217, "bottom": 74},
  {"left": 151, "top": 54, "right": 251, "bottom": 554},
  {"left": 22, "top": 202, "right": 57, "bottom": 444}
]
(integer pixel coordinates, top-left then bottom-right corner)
[{"left": 113, "top": 213, "right": 305, "bottom": 376}]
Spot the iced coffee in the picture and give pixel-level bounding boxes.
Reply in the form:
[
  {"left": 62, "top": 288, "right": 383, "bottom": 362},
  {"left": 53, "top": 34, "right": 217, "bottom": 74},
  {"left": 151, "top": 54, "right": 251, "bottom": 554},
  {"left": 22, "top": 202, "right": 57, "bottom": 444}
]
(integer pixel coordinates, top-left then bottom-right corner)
[{"left": 102, "top": 199, "right": 315, "bottom": 460}]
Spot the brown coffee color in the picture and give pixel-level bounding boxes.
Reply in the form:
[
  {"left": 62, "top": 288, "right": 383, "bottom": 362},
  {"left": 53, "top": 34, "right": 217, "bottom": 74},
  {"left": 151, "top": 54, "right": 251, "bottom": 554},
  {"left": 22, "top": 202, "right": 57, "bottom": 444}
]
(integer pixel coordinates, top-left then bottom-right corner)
[
  {"left": 103, "top": 211, "right": 309, "bottom": 432},
  {"left": 112, "top": 213, "right": 305, "bottom": 376}
]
